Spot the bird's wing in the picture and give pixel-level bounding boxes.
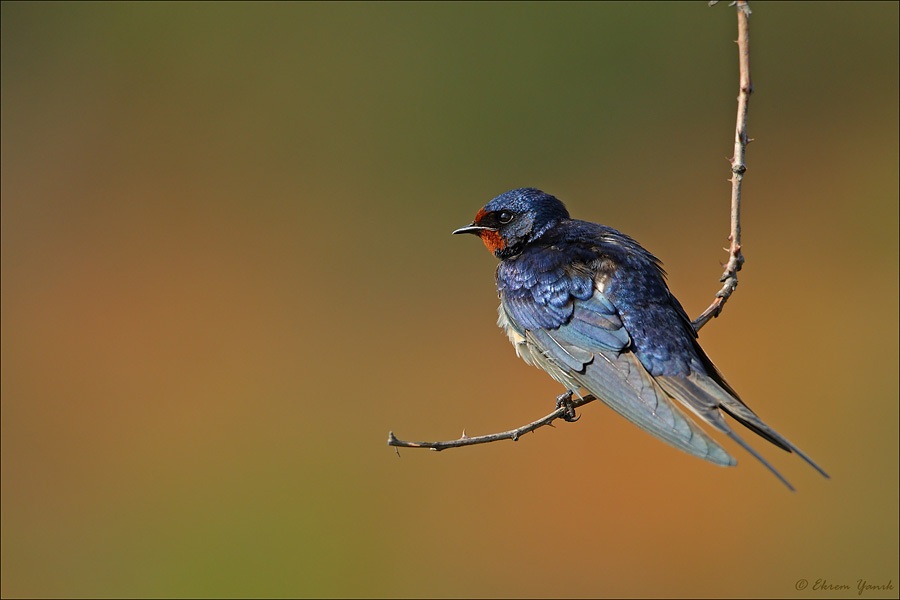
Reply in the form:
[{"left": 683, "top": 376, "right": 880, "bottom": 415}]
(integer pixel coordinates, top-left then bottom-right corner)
[{"left": 506, "top": 291, "right": 737, "bottom": 467}]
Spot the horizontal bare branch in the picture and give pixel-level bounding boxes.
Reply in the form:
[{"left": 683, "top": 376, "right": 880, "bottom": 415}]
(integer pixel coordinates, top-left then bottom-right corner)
[{"left": 388, "top": 394, "right": 597, "bottom": 451}]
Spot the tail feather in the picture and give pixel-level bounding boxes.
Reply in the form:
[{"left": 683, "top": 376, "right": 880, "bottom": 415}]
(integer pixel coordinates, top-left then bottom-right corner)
[
  {"left": 656, "top": 372, "right": 829, "bottom": 485},
  {"left": 712, "top": 386, "right": 831, "bottom": 480},
  {"left": 724, "top": 427, "right": 795, "bottom": 492}
]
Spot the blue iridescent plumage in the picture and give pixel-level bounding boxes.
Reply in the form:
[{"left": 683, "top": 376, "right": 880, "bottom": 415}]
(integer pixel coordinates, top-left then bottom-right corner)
[{"left": 454, "top": 187, "right": 828, "bottom": 490}]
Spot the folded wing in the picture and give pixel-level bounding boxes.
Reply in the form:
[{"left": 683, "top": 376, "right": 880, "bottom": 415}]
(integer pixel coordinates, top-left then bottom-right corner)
[{"left": 505, "top": 291, "right": 738, "bottom": 467}]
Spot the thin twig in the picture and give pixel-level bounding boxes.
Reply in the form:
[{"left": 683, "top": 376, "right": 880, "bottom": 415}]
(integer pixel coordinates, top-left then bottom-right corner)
[
  {"left": 388, "top": 3, "right": 753, "bottom": 451},
  {"left": 693, "top": 0, "right": 751, "bottom": 332},
  {"left": 388, "top": 395, "right": 597, "bottom": 451}
]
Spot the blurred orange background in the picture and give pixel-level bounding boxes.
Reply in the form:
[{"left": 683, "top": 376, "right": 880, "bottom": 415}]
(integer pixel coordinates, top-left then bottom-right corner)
[{"left": 2, "top": 2, "right": 897, "bottom": 597}]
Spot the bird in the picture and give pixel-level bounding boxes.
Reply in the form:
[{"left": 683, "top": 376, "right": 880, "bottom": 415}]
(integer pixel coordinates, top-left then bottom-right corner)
[{"left": 453, "top": 187, "right": 828, "bottom": 490}]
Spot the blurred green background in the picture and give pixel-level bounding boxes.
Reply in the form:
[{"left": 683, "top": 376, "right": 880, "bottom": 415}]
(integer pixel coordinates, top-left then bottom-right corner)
[{"left": 2, "top": 2, "right": 897, "bottom": 598}]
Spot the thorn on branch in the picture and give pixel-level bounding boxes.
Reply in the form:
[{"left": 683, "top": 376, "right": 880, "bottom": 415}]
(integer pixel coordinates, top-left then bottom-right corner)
[{"left": 712, "top": 0, "right": 752, "bottom": 17}]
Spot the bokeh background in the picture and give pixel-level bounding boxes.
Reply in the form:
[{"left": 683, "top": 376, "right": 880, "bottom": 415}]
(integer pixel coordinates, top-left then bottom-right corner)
[{"left": 2, "top": 2, "right": 897, "bottom": 598}]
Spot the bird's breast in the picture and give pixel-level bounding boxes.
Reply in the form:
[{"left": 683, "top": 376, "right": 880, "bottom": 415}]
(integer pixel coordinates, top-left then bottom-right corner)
[{"left": 496, "top": 303, "right": 528, "bottom": 355}]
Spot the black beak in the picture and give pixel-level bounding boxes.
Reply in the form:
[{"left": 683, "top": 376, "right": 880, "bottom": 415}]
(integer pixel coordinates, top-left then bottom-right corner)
[{"left": 452, "top": 224, "right": 496, "bottom": 236}]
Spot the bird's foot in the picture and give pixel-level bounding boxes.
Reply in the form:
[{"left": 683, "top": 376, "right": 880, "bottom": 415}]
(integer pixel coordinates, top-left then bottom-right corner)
[{"left": 556, "top": 390, "right": 580, "bottom": 422}]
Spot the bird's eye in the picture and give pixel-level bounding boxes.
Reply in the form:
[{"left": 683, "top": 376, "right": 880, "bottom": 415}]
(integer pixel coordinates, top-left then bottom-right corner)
[{"left": 498, "top": 211, "right": 514, "bottom": 224}]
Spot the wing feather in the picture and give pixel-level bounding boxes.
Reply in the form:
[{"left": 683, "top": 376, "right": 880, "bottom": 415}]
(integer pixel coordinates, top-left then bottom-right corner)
[{"left": 575, "top": 347, "right": 736, "bottom": 466}]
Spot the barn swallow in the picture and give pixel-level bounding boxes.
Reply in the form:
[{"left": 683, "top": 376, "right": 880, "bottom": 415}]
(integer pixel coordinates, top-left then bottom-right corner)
[{"left": 453, "top": 187, "right": 828, "bottom": 490}]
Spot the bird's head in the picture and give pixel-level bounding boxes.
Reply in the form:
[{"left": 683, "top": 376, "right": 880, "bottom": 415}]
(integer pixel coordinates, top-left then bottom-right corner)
[{"left": 453, "top": 188, "right": 570, "bottom": 259}]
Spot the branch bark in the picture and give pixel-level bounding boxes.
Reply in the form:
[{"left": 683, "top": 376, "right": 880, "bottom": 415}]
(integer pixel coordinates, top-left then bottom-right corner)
[
  {"left": 388, "top": 395, "right": 597, "bottom": 451},
  {"left": 388, "top": 2, "right": 753, "bottom": 452},
  {"left": 692, "top": 0, "right": 751, "bottom": 332}
]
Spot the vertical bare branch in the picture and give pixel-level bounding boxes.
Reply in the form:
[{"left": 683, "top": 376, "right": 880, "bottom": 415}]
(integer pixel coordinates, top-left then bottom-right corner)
[{"left": 693, "top": 0, "right": 752, "bottom": 332}]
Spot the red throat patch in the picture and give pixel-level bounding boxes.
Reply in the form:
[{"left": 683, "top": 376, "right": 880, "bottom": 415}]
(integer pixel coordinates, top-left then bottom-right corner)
[{"left": 479, "top": 230, "right": 505, "bottom": 254}]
